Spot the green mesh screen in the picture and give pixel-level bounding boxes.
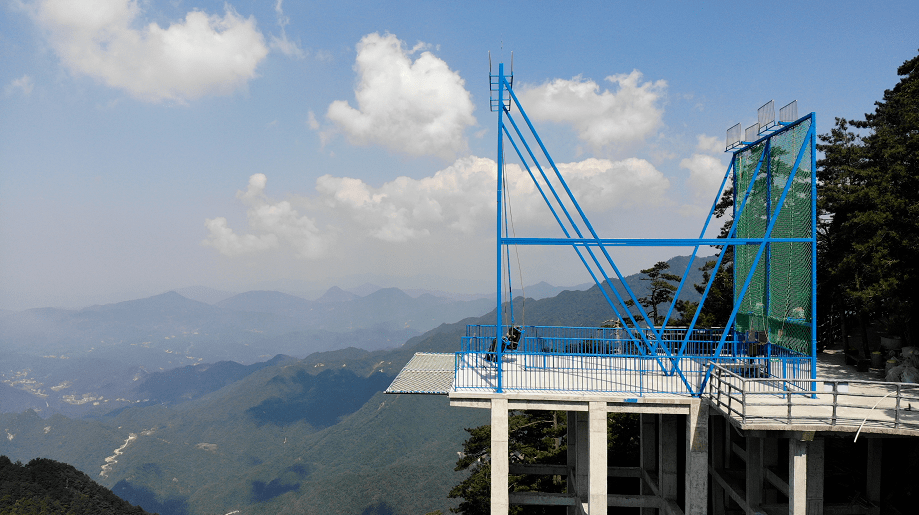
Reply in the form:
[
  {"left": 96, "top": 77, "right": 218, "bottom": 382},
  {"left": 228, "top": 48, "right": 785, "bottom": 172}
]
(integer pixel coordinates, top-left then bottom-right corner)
[{"left": 733, "top": 119, "right": 813, "bottom": 355}]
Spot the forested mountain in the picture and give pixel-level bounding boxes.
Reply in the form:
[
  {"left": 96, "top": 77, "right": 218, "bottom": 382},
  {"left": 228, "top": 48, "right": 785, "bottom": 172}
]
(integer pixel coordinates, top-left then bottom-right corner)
[
  {"left": 0, "top": 254, "right": 718, "bottom": 514},
  {"left": 0, "top": 456, "right": 151, "bottom": 514}
]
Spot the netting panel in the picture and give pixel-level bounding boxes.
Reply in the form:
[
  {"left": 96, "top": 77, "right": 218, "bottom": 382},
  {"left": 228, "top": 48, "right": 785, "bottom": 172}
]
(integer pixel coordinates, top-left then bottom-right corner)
[{"left": 733, "top": 119, "right": 813, "bottom": 355}]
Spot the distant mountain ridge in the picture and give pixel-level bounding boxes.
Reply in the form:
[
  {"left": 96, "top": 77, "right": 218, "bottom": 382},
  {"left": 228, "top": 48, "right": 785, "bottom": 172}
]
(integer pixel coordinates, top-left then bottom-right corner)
[{"left": 0, "top": 253, "right": 722, "bottom": 515}]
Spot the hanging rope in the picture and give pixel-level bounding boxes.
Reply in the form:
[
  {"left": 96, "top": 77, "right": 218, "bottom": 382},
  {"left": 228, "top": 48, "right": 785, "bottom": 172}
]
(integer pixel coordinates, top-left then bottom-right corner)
[{"left": 501, "top": 148, "right": 526, "bottom": 329}]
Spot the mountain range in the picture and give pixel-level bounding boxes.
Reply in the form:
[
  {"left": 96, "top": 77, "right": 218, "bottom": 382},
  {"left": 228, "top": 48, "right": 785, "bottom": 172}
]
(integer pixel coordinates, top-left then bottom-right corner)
[{"left": 0, "top": 254, "right": 715, "bottom": 514}]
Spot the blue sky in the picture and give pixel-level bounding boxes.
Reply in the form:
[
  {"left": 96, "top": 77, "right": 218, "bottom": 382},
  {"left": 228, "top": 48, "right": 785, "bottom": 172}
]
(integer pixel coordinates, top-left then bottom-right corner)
[{"left": 1, "top": 0, "right": 916, "bottom": 310}]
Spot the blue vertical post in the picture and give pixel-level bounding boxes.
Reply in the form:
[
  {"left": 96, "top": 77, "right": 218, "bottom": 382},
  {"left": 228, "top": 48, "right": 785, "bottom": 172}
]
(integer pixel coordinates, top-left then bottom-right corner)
[
  {"left": 810, "top": 115, "right": 818, "bottom": 392},
  {"left": 495, "top": 63, "right": 506, "bottom": 393},
  {"left": 765, "top": 140, "right": 771, "bottom": 342}
]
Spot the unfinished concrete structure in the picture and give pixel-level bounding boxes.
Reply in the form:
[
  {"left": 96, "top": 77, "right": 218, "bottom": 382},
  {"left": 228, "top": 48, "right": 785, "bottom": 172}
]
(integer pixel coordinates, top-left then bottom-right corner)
[{"left": 388, "top": 350, "right": 919, "bottom": 514}]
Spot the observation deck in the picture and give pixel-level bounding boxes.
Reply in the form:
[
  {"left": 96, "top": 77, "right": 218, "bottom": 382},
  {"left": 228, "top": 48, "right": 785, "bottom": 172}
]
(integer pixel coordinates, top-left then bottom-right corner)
[{"left": 387, "top": 333, "right": 919, "bottom": 438}]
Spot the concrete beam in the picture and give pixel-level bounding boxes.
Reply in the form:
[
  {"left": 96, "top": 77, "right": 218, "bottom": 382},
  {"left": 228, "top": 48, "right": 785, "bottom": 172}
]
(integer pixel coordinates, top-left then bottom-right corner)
[
  {"left": 491, "top": 398, "right": 509, "bottom": 515},
  {"left": 510, "top": 491, "right": 577, "bottom": 506},
  {"left": 709, "top": 465, "right": 750, "bottom": 514},
  {"left": 764, "top": 467, "right": 789, "bottom": 497}
]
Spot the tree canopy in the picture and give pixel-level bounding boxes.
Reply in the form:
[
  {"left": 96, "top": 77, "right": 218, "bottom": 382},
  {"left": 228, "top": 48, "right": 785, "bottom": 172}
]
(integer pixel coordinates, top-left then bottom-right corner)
[{"left": 817, "top": 50, "right": 919, "bottom": 344}]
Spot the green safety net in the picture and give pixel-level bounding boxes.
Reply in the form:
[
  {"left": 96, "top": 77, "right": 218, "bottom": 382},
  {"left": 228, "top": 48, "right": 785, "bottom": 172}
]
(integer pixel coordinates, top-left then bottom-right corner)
[{"left": 733, "top": 119, "right": 813, "bottom": 355}]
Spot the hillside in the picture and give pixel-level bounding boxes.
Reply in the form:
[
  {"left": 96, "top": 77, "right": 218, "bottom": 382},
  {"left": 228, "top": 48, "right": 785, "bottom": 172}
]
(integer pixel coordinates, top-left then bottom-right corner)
[
  {"left": 0, "top": 456, "right": 151, "bottom": 514},
  {"left": 0, "top": 255, "right": 715, "bottom": 514}
]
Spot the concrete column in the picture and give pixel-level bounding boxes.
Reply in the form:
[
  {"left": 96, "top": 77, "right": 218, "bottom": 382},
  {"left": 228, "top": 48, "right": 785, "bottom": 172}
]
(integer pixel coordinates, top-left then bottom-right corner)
[
  {"left": 763, "top": 437, "right": 778, "bottom": 504},
  {"left": 567, "top": 410, "right": 578, "bottom": 515},
  {"left": 711, "top": 415, "right": 726, "bottom": 515},
  {"left": 686, "top": 401, "right": 709, "bottom": 515},
  {"left": 588, "top": 402, "right": 607, "bottom": 515},
  {"left": 491, "top": 398, "right": 508, "bottom": 515},
  {"left": 576, "top": 411, "right": 590, "bottom": 503},
  {"left": 640, "top": 413, "right": 658, "bottom": 515},
  {"left": 789, "top": 438, "right": 807, "bottom": 515},
  {"left": 866, "top": 439, "right": 881, "bottom": 515},
  {"left": 746, "top": 436, "right": 763, "bottom": 515},
  {"left": 806, "top": 438, "right": 824, "bottom": 515},
  {"left": 660, "top": 415, "right": 678, "bottom": 503}
]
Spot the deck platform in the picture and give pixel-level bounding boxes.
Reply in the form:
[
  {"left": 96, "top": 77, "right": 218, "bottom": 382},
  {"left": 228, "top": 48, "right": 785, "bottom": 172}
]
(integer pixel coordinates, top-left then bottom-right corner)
[{"left": 387, "top": 347, "right": 919, "bottom": 437}]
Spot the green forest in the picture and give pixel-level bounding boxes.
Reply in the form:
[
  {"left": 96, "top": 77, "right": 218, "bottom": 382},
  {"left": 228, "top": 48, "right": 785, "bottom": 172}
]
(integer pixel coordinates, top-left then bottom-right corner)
[{"left": 0, "top": 457, "right": 151, "bottom": 515}]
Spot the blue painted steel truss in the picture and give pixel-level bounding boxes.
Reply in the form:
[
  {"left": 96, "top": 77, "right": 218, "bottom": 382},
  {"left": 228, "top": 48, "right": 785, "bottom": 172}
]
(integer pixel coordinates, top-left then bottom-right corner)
[{"left": 469, "top": 63, "right": 817, "bottom": 396}]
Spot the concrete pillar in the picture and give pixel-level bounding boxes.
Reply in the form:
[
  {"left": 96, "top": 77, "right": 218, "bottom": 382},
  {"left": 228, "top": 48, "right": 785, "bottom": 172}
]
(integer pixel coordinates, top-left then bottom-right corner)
[
  {"left": 866, "top": 439, "right": 881, "bottom": 515},
  {"left": 763, "top": 437, "right": 778, "bottom": 504},
  {"left": 806, "top": 438, "right": 824, "bottom": 515},
  {"left": 686, "top": 401, "right": 709, "bottom": 515},
  {"left": 789, "top": 438, "right": 807, "bottom": 515},
  {"left": 711, "top": 415, "right": 726, "bottom": 515},
  {"left": 491, "top": 398, "right": 508, "bottom": 515},
  {"left": 576, "top": 411, "right": 590, "bottom": 503},
  {"left": 567, "top": 410, "right": 578, "bottom": 515},
  {"left": 589, "top": 401, "right": 607, "bottom": 515},
  {"left": 640, "top": 413, "right": 658, "bottom": 515},
  {"left": 660, "top": 415, "right": 679, "bottom": 503},
  {"left": 746, "top": 436, "right": 763, "bottom": 514}
]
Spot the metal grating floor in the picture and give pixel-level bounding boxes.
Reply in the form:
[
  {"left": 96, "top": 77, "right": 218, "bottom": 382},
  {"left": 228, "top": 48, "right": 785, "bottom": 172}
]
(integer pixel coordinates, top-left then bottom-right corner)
[{"left": 385, "top": 352, "right": 455, "bottom": 394}]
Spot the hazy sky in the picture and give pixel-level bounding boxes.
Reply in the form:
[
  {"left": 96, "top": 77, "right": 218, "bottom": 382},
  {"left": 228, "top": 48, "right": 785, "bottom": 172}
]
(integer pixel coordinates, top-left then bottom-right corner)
[{"left": 1, "top": 0, "right": 916, "bottom": 310}]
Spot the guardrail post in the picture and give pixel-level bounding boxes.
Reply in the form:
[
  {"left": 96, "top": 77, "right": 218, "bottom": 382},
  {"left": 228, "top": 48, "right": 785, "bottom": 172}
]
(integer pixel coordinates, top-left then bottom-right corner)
[
  {"left": 896, "top": 384, "right": 901, "bottom": 429},
  {"left": 787, "top": 386, "right": 793, "bottom": 424},
  {"left": 742, "top": 379, "right": 747, "bottom": 423},
  {"left": 832, "top": 382, "right": 838, "bottom": 426}
]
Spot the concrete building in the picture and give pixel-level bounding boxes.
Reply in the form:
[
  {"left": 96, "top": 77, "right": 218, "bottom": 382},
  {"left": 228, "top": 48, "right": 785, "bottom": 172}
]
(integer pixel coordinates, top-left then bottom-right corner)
[{"left": 388, "top": 348, "right": 919, "bottom": 514}]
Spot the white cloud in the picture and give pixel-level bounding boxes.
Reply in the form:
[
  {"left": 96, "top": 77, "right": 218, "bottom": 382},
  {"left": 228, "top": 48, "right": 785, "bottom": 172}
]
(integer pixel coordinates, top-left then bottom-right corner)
[
  {"left": 269, "top": 0, "right": 304, "bottom": 58},
  {"left": 204, "top": 155, "right": 670, "bottom": 259},
  {"left": 680, "top": 153, "right": 727, "bottom": 201},
  {"left": 316, "top": 156, "right": 496, "bottom": 241},
  {"left": 696, "top": 133, "right": 723, "bottom": 154},
  {"left": 516, "top": 71, "right": 667, "bottom": 150},
  {"left": 306, "top": 110, "right": 320, "bottom": 130},
  {"left": 558, "top": 158, "right": 670, "bottom": 210},
  {"left": 4, "top": 75, "right": 34, "bottom": 96},
  {"left": 324, "top": 32, "right": 476, "bottom": 159},
  {"left": 32, "top": 0, "right": 269, "bottom": 103},
  {"left": 203, "top": 174, "right": 329, "bottom": 258}
]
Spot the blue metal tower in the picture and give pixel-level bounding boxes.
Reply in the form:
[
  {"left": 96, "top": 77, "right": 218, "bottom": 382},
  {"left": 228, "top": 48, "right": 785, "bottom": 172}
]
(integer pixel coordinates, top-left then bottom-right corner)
[{"left": 457, "top": 64, "right": 817, "bottom": 397}]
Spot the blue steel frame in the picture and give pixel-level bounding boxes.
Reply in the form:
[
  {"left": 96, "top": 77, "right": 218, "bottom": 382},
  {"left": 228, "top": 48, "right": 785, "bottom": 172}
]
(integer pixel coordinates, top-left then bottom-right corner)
[{"left": 472, "top": 63, "right": 816, "bottom": 396}]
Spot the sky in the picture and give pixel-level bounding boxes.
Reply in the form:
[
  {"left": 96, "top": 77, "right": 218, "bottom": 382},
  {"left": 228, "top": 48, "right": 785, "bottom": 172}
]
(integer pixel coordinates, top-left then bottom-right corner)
[{"left": 1, "top": 0, "right": 917, "bottom": 310}]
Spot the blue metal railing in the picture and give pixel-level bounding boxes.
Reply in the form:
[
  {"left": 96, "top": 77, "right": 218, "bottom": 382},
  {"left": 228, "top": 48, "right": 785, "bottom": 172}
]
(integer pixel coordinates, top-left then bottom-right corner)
[{"left": 455, "top": 325, "right": 813, "bottom": 396}]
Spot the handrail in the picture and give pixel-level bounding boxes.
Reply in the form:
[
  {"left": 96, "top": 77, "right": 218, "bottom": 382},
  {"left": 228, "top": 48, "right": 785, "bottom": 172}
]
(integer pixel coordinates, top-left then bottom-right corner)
[{"left": 706, "top": 362, "right": 919, "bottom": 434}]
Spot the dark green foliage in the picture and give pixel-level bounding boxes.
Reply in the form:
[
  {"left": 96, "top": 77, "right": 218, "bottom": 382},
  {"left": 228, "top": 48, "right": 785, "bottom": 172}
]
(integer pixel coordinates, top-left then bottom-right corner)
[
  {"left": 0, "top": 456, "right": 151, "bottom": 515},
  {"left": 111, "top": 481, "right": 188, "bottom": 515},
  {"left": 449, "top": 411, "right": 639, "bottom": 514},
  {"left": 686, "top": 259, "right": 735, "bottom": 328},
  {"left": 246, "top": 368, "right": 394, "bottom": 428},
  {"left": 627, "top": 261, "right": 682, "bottom": 326},
  {"left": 818, "top": 51, "right": 919, "bottom": 345},
  {"left": 133, "top": 355, "right": 297, "bottom": 406}
]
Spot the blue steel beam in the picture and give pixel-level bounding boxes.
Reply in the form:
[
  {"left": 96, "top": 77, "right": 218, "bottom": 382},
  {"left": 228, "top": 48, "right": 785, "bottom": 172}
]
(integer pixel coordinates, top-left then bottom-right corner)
[
  {"left": 500, "top": 69, "right": 692, "bottom": 390},
  {"left": 500, "top": 125, "right": 643, "bottom": 348},
  {"left": 676, "top": 138, "right": 771, "bottom": 358},
  {"left": 500, "top": 78, "right": 656, "bottom": 353}
]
